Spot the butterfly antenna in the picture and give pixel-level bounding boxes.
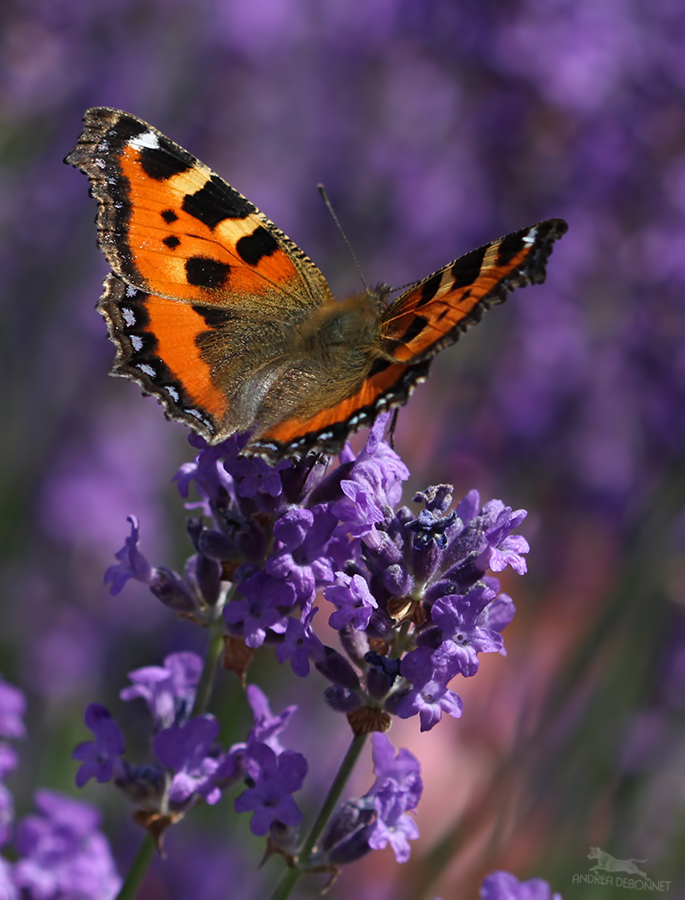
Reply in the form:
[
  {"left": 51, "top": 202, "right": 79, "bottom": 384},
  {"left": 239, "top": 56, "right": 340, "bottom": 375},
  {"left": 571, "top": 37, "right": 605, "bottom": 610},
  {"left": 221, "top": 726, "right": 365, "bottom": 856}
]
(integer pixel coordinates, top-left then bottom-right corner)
[{"left": 318, "top": 184, "right": 369, "bottom": 291}]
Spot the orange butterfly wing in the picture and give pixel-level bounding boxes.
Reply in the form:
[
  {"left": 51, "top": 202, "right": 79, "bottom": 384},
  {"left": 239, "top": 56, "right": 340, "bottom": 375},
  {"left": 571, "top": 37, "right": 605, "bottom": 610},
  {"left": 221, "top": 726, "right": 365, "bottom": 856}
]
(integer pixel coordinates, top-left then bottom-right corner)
[
  {"left": 379, "top": 219, "right": 569, "bottom": 363},
  {"left": 253, "top": 219, "right": 568, "bottom": 458},
  {"left": 66, "top": 107, "right": 330, "bottom": 313},
  {"left": 66, "top": 108, "right": 337, "bottom": 444}
]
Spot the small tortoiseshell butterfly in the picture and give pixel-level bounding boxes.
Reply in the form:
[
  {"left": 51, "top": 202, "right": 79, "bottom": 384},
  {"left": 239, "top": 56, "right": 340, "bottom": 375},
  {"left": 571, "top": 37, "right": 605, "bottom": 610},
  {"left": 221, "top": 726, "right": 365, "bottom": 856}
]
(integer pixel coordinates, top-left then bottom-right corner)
[{"left": 66, "top": 108, "right": 567, "bottom": 460}]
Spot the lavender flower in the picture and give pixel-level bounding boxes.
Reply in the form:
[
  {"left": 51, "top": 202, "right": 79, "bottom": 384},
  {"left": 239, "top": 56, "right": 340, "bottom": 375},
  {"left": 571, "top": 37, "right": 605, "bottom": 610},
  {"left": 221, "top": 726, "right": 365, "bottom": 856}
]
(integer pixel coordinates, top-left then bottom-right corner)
[
  {"left": 12, "top": 790, "right": 121, "bottom": 900},
  {"left": 103, "top": 515, "right": 153, "bottom": 595},
  {"left": 395, "top": 646, "right": 464, "bottom": 731},
  {"left": 103, "top": 516, "right": 196, "bottom": 612},
  {"left": 120, "top": 652, "right": 202, "bottom": 729},
  {"left": 102, "top": 420, "right": 526, "bottom": 745},
  {"left": 320, "top": 733, "right": 422, "bottom": 865},
  {"left": 223, "top": 571, "right": 296, "bottom": 648},
  {"left": 154, "top": 716, "right": 223, "bottom": 806},
  {"left": 265, "top": 506, "right": 337, "bottom": 604},
  {"left": 0, "top": 681, "right": 26, "bottom": 741},
  {"left": 245, "top": 684, "right": 297, "bottom": 755},
  {"left": 481, "top": 870, "right": 563, "bottom": 900},
  {"left": 325, "top": 572, "right": 378, "bottom": 631},
  {"left": 235, "top": 742, "right": 307, "bottom": 836},
  {"left": 73, "top": 704, "right": 125, "bottom": 787}
]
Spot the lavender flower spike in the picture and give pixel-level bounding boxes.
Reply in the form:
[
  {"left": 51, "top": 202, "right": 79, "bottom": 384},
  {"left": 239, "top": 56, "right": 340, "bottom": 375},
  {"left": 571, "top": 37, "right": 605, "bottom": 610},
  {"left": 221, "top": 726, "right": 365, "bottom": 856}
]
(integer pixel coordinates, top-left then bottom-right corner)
[{"left": 481, "top": 870, "right": 563, "bottom": 900}]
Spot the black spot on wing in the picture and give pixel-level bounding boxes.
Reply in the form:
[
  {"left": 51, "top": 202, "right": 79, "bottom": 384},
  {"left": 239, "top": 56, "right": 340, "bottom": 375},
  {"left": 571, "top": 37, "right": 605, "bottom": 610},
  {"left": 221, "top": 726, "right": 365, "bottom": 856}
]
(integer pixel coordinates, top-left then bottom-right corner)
[
  {"left": 451, "top": 244, "right": 488, "bottom": 289},
  {"left": 367, "top": 357, "right": 393, "bottom": 378},
  {"left": 111, "top": 116, "right": 148, "bottom": 144},
  {"left": 400, "top": 314, "right": 429, "bottom": 344},
  {"left": 416, "top": 273, "right": 442, "bottom": 307},
  {"left": 236, "top": 227, "right": 279, "bottom": 265},
  {"left": 496, "top": 230, "right": 527, "bottom": 267},
  {"left": 139, "top": 139, "right": 195, "bottom": 180},
  {"left": 185, "top": 257, "right": 230, "bottom": 289},
  {"left": 182, "top": 175, "right": 253, "bottom": 228},
  {"left": 161, "top": 209, "right": 178, "bottom": 224},
  {"left": 191, "top": 305, "right": 237, "bottom": 328},
  {"left": 163, "top": 235, "right": 180, "bottom": 249}
]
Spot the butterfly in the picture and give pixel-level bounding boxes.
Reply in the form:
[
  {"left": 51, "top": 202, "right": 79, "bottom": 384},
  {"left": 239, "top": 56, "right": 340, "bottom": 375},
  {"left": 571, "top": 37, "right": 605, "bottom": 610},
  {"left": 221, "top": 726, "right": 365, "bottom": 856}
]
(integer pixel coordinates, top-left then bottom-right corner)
[{"left": 66, "top": 108, "right": 567, "bottom": 461}]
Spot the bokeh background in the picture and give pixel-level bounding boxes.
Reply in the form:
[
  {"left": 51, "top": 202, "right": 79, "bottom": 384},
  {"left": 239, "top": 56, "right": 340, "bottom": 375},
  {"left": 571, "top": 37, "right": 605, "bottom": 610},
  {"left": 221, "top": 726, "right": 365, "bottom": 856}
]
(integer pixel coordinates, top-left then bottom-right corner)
[{"left": 2, "top": 1, "right": 685, "bottom": 897}]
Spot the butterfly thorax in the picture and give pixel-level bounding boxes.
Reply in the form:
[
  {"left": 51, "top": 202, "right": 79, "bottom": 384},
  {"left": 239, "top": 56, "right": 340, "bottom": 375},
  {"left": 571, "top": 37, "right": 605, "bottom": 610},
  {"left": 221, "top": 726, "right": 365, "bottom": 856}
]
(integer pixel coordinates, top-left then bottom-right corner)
[{"left": 236, "top": 292, "right": 383, "bottom": 433}]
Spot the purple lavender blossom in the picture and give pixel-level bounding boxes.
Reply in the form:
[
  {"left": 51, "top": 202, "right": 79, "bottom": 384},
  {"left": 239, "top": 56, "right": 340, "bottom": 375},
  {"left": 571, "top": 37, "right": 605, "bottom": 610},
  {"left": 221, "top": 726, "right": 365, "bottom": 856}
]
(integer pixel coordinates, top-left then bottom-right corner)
[
  {"left": 265, "top": 506, "right": 337, "bottom": 604},
  {"left": 0, "top": 680, "right": 26, "bottom": 741},
  {"left": 120, "top": 652, "right": 202, "bottom": 729},
  {"left": 12, "top": 790, "right": 121, "bottom": 900},
  {"left": 427, "top": 584, "right": 507, "bottom": 676},
  {"left": 104, "top": 516, "right": 197, "bottom": 611},
  {"left": 395, "top": 646, "right": 464, "bottom": 732},
  {"left": 0, "top": 783, "right": 14, "bottom": 850},
  {"left": 481, "top": 870, "right": 563, "bottom": 900},
  {"left": 481, "top": 502, "right": 529, "bottom": 575},
  {"left": 325, "top": 572, "right": 378, "bottom": 631},
  {"left": 103, "top": 515, "right": 153, "bottom": 595},
  {"left": 174, "top": 435, "right": 237, "bottom": 515},
  {"left": 406, "top": 485, "right": 457, "bottom": 550},
  {"left": 73, "top": 704, "right": 125, "bottom": 787},
  {"left": 320, "top": 733, "right": 422, "bottom": 865},
  {"left": 154, "top": 715, "right": 222, "bottom": 806},
  {"left": 245, "top": 684, "right": 297, "bottom": 755},
  {"left": 275, "top": 608, "right": 324, "bottom": 677},
  {"left": 330, "top": 477, "right": 386, "bottom": 539},
  {"left": 0, "top": 857, "right": 15, "bottom": 898},
  {"left": 235, "top": 742, "right": 307, "bottom": 836},
  {"left": 223, "top": 453, "right": 289, "bottom": 499},
  {"left": 224, "top": 571, "right": 295, "bottom": 648}
]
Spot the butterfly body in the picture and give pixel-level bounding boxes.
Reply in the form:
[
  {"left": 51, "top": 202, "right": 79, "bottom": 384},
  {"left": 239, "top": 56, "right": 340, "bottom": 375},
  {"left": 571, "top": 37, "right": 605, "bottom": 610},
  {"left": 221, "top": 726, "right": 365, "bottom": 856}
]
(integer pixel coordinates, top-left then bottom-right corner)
[{"left": 67, "top": 108, "right": 567, "bottom": 460}]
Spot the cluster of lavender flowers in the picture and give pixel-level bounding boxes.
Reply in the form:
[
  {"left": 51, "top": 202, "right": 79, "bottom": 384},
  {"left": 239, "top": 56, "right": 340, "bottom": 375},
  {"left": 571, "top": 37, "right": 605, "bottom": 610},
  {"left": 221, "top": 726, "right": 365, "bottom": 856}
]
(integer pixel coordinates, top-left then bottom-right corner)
[
  {"left": 0, "top": 678, "right": 121, "bottom": 897},
  {"left": 70, "top": 413, "right": 539, "bottom": 894}
]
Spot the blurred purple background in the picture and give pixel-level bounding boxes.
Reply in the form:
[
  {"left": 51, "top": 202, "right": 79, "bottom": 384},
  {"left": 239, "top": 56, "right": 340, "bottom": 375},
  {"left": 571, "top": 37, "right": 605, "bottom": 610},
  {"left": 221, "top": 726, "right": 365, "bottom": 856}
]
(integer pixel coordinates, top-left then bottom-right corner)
[{"left": 2, "top": 1, "right": 685, "bottom": 897}]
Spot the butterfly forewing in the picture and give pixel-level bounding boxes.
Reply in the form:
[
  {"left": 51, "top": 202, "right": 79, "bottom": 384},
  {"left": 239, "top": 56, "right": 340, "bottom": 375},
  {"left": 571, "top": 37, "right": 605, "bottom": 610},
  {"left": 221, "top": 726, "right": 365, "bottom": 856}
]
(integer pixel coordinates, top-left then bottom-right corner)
[
  {"left": 379, "top": 219, "right": 568, "bottom": 364},
  {"left": 66, "top": 107, "right": 331, "bottom": 316}
]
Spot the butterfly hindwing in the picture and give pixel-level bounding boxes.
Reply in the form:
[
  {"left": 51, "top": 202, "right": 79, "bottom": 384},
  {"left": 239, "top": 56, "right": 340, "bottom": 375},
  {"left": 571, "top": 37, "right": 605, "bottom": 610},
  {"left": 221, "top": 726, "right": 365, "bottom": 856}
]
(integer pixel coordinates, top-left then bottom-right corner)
[
  {"left": 254, "top": 356, "right": 432, "bottom": 458},
  {"left": 99, "top": 274, "right": 230, "bottom": 437}
]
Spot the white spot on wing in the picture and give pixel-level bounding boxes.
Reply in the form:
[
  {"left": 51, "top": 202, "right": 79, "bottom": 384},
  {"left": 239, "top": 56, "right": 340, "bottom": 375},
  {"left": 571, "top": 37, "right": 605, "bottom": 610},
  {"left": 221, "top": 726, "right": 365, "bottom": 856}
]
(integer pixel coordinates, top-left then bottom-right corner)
[
  {"left": 129, "top": 131, "right": 160, "bottom": 151},
  {"left": 138, "top": 363, "right": 156, "bottom": 377},
  {"left": 121, "top": 307, "right": 136, "bottom": 327},
  {"left": 522, "top": 227, "right": 538, "bottom": 246},
  {"left": 166, "top": 386, "right": 180, "bottom": 402},
  {"left": 130, "top": 335, "right": 143, "bottom": 351}
]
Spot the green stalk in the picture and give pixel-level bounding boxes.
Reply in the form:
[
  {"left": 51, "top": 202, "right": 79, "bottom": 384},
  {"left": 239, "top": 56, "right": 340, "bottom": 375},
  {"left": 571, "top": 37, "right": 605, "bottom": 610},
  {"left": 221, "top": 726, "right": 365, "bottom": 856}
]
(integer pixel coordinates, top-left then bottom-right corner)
[
  {"left": 114, "top": 834, "right": 156, "bottom": 900},
  {"left": 191, "top": 625, "right": 225, "bottom": 718},
  {"left": 269, "top": 732, "right": 368, "bottom": 900}
]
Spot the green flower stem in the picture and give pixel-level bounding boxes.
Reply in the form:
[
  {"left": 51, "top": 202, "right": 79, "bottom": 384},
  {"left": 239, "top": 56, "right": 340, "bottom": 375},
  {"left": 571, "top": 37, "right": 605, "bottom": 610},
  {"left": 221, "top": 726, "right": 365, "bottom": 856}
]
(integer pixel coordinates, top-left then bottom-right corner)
[
  {"left": 191, "top": 624, "right": 225, "bottom": 718},
  {"left": 270, "top": 732, "right": 368, "bottom": 900},
  {"left": 114, "top": 834, "right": 156, "bottom": 900}
]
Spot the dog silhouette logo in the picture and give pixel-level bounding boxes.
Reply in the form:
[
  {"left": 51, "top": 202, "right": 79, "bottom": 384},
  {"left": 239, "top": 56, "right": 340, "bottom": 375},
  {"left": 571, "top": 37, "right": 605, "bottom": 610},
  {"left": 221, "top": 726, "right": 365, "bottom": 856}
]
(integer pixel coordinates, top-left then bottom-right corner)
[{"left": 588, "top": 847, "right": 648, "bottom": 879}]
